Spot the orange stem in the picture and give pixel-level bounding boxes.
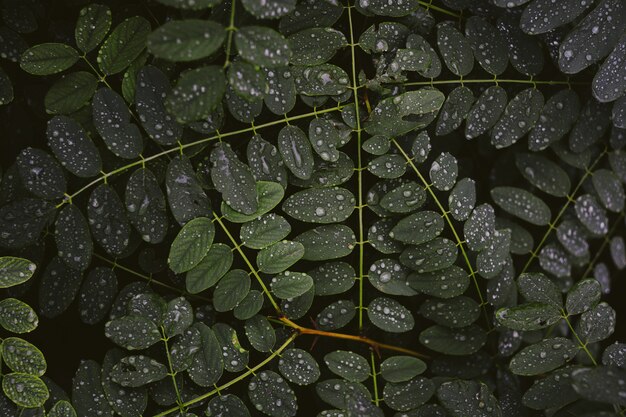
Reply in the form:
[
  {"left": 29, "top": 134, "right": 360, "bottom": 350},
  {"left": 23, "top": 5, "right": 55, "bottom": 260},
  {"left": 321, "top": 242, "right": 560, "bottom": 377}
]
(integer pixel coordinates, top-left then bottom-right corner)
[{"left": 279, "top": 317, "right": 429, "bottom": 359}]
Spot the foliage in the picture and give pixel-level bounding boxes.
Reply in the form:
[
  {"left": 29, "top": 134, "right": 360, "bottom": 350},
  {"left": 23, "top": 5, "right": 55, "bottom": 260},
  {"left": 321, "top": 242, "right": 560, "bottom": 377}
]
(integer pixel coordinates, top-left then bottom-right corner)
[{"left": 1, "top": 0, "right": 626, "bottom": 416}]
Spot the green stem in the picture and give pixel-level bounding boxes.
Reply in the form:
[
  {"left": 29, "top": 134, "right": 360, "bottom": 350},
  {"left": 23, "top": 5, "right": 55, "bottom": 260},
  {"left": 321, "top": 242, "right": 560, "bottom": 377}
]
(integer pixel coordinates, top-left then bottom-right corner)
[
  {"left": 93, "top": 253, "right": 211, "bottom": 302},
  {"left": 223, "top": 0, "right": 237, "bottom": 69},
  {"left": 392, "top": 139, "right": 490, "bottom": 328},
  {"left": 212, "top": 214, "right": 281, "bottom": 313},
  {"left": 561, "top": 310, "right": 597, "bottom": 366},
  {"left": 404, "top": 78, "right": 588, "bottom": 87},
  {"left": 56, "top": 105, "right": 345, "bottom": 209},
  {"left": 370, "top": 351, "right": 380, "bottom": 406},
  {"left": 417, "top": 1, "right": 462, "bottom": 18},
  {"left": 519, "top": 148, "right": 607, "bottom": 276},
  {"left": 151, "top": 332, "right": 298, "bottom": 417},
  {"left": 347, "top": 2, "right": 367, "bottom": 331},
  {"left": 161, "top": 328, "right": 185, "bottom": 413}
]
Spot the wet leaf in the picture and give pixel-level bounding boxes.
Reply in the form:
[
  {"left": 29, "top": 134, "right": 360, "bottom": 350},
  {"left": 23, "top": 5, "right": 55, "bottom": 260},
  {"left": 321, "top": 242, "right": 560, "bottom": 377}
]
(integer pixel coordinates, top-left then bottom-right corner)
[
  {"left": 147, "top": 20, "right": 225, "bottom": 62},
  {"left": 278, "top": 125, "right": 315, "bottom": 180},
  {"left": 575, "top": 194, "right": 609, "bottom": 235},
  {"left": 0, "top": 256, "right": 36, "bottom": 288},
  {"left": 289, "top": 28, "right": 346, "bottom": 66},
  {"left": 390, "top": 211, "right": 444, "bottom": 245},
  {"left": 87, "top": 184, "right": 130, "bottom": 257},
  {"left": 257, "top": 240, "right": 304, "bottom": 274},
  {"left": 185, "top": 243, "right": 233, "bottom": 294},
  {"left": 383, "top": 377, "right": 435, "bottom": 411},
  {"left": 221, "top": 181, "right": 284, "bottom": 223},
  {"left": 2, "top": 373, "right": 48, "bottom": 408},
  {"left": 0, "top": 298, "right": 38, "bottom": 333},
  {"left": 496, "top": 302, "right": 561, "bottom": 331},
  {"left": 437, "top": 380, "right": 500, "bottom": 417},
  {"left": 491, "top": 186, "right": 551, "bottom": 226},
  {"left": 529, "top": 89, "right": 580, "bottom": 151},
  {"left": 283, "top": 187, "right": 354, "bottom": 223},
  {"left": 241, "top": 213, "right": 291, "bottom": 249},
  {"left": 316, "top": 299, "right": 355, "bottom": 331},
  {"left": 46, "top": 115, "right": 101, "bottom": 178},
  {"left": 98, "top": 17, "right": 151, "bottom": 75},
  {"left": 248, "top": 370, "right": 297, "bottom": 417},
  {"left": 491, "top": 88, "right": 543, "bottom": 149},
  {"left": 245, "top": 315, "right": 276, "bottom": 352},
  {"left": 278, "top": 348, "right": 320, "bottom": 386},
  {"left": 368, "top": 297, "right": 414, "bottom": 333},
  {"left": 437, "top": 23, "right": 474, "bottom": 76},
  {"left": 436, "top": 86, "right": 474, "bottom": 137},
  {"left": 236, "top": 26, "right": 291, "bottom": 67},
  {"left": 1, "top": 337, "right": 46, "bottom": 376},
  {"left": 465, "top": 86, "right": 507, "bottom": 140},
  {"left": 419, "top": 324, "right": 486, "bottom": 356},
  {"left": 93, "top": 87, "right": 143, "bottom": 159},
  {"left": 408, "top": 265, "right": 470, "bottom": 299},
  {"left": 271, "top": 271, "right": 313, "bottom": 299},
  {"left": 324, "top": 351, "right": 370, "bottom": 382},
  {"left": 419, "top": 296, "right": 480, "bottom": 328},
  {"left": 44, "top": 72, "right": 98, "bottom": 114},
  {"left": 380, "top": 356, "right": 427, "bottom": 383},
  {"left": 213, "top": 269, "right": 250, "bottom": 313},
  {"left": 166, "top": 66, "right": 226, "bottom": 123},
  {"left": 17, "top": 148, "right": 66, "bottom": 200},
  {"left": 465, "top": 16, "right": 508, "bottom": 75},
  {"left": 110, "top": 355, "right": 168, "bottom": 387},
  {"left": 104, "top": 315, "right": 161, "bottom": 350},
  {"left": 125, "top": 168, "right": 168, "bottom": 244},
  {"left": 168, "top": 217, "right": 215, "bottom": 274},
  {"left": 78, "top": 267, "right": 117, "bottom": 325},
  {"left": 20, "top": 43, "right": 78, "bottom": 75}
]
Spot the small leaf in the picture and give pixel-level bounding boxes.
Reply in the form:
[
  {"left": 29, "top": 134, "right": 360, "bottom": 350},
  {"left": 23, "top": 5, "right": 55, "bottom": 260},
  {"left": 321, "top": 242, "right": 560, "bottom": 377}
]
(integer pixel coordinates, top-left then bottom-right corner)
[
  {"left": 271, "top": 271, "right": 313, "bottom": 299},
  {"left": 125, "top": 168, "right": 168, "bottom": 244},
  {"left": 464, "top": 86, "right": 507, "bottom": 140},
  {"left": 72, "top": 360, "right": 113, "bottom": 417},
  {"left": 515, "top": 153, "right": 571, "bottom": 197},
  {"left": 104, "top": 315, "right": 161, "bottom": 350},
  {"left": 390, "top": 211, "right": 444, "bottom": 245},
  {"left": 437, "top": 380, "right": 501, "bottom": 417},
  {"left": 437, "top": 23, "right": 474, "bottom": 76},
  {"left": 316, "top": 300, "right": 355, "bottom": 331},
  {"left": 419, "top": 296, "right": 480, "bottom": 328},
  {"left": 566, "top": 278, "right": 601, "bottom": 315},
  {"left": 206, "top": 394, "right": 250, "bottom": 417},
  {"left": 408, "top": 265, "right": 470, "bottom": 299},
  {"left": 234, "top": 290, "right": 264, "bottom": 320},
  {"left": 510, "top": 337, "right": 577, "bottom": 376},
  {"left": 213, "top": 269, "right": 250, "bottom": 313},
  {"left": 518, "top": 272, "right": 562, "bottom": 308},
  {"left": 98, "top": 17, "right": 151, "bottom": 75},
  {"left": 240, "top": 214, "right": 291, "bottom": 249},
  {"left": 244, "top": 315, "right": 276, "bottom": 352},
  {"left": 293, "top": 64, "right": 349, "bottom": 96},
  {"left": 110, "top": 355, "right": 168, "bottom": 387},
  {"left": 44, "top": 72, "right": 98, "bottom": 114},
  {"left": 168, "top": 217, "right": 215, "bottom": 274},
  {"left": 522, "top": 365, "right": 581, "bottom": 410},
  {"left": 278, "top": 125, "right": 315, "bottom": 180},
  {"left": 147, "top": 20, "right": 225, "bottom": 62},
  {"left": 75, "top": 4, "right": 111, "bottom": 53},
  {"left": 429, "top": 152, "right": 458, "bottom": 191},
  {"left": 248, "top": 370, "right": 297, "bottom": 417},
  {"left": 465, "top": 16, "right": 508, "bottom": 75},
  {"left": 491, "top": 88, "right": 544, "bottom": 149},
  {"left": 236, "top": 26, "right": 291, "bottom": 67},
  {"left": 214, "top": 323, "right": 249, "bottom": 372},
  {"left": 17, "top": 148, "right": 66, "bottom": 200},
  {"left": 283, "top": 187, "right": 355, "bottom": 224},
  {"left": 309, "top": 261, "right": 355, "bottom": 296},
  {"left": 368, "top": 258, "right": 416, "bottom": 296},
  {"left": 529, "top": 89, "right": 581, "bottom": 151},
  {"left": 436, "top": 86, "right": 474, "bottom": 136},
  {"left": 419, "top": 324, "right": 486, "bottom": 355},
  {"left": 380, "top": 356, "right": 426, "bottom": 383},
  {"left": 257, "top": 241, "right": 304, "bottom": 274},
  {"left": 188, "top": 323, "right": 223, "bottom": 387},
  {"left": 288, "top": 28, "right": 345, "bottom": 65},
  {"left": 221, "top": 181, "right": 284, "bottom": 223},
  {"left": 185, "top": 243, "right": 233, "bottom": 294},
  {"left": 578, "top": 302, "right": 616, "bottom": 343},
  {"left": 46, "top": 115, "right": 102, "bottom": 177},
  {"left": 572, "top": 365, "right": 626, "bottom": 406},
  {"left": 520, "top": 0, "right": 593, "bottom": 34},
  {"left": 278, "top": 348, "right": 320, "bottom": 386},
  {"left": 324, "top": 351, "right": 370, "bottom": 382},
  {"left": 163, "top": 297, "right": 193, "bottom": 337},
  {"left": 575, "top": 194, "right": 609, "bottom": 235},
  {"left": 2, "top": 373, "right": 48, "bottom": 408},
  {"left": 48, "top": 400, "right": 77, "bottom": 417},
  {"left": 20, "top": 43, "right": 78, "bottom": 75},
  {"left": 367, "top": 297, "right": 414, "bottom": 333},
  {"left": 39, "top": 257, "right": 83, "bottom": 319},
  {"left": 592, "top": 168, "right": 625, "bottom": 212},
  {"left": 166, "top": 66, "right": 226, "bottom": 123},
  {"left": 78, "top": 267, "right": 117, "bottom": 325},
  {"left": 0, "top": 298, "right": 38, "bottom": 333},
  {"left": 491, "top": 186, "right": 551, "bottom": 226},
  {"left": 496, "top": 302, "right": 561, "bottom": 331},
  {"left": 0, "top": 257, "right": 36, "bottom": 288},
  {"left": 55, "top": 204, "right": 92, "bottom": 271},
  {"left": 383, "top": 377, "right": 435, "bottom": 411},
  {"left": 1, "top": 337, "right": 46, "bottom": 376}
]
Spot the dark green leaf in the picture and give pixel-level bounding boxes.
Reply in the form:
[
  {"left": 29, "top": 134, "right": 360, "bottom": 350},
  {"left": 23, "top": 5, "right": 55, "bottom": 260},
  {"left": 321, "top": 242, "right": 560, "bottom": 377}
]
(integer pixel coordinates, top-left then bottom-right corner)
[
  {"left": 104, "top": 315, "right": 161, "bottom": 350},
  {"left": 240, "top": 213, "right": 291, "bottom": 249},
  {"left": 278, "top": 348, "right": 320, "bottom": 386},
  {"left": 166, "top": 66, "right": 226, "bottom": 123},
  {"left": 367, "top": 297, "right": 414, "bottom": 333},
  {"left": 185, "top": 243, "right": 233, "bottom": 294},
  {"left": 0, "top": 298, "right": 38, "bottom": 333},
  {"left": 419, "top": 296, "right": 480, "bottom": 328},
  {"left": 110, "top": 355, "right": 168, "bottom": 387},
  {"left": 17, "top": 148, "right": 66, "bottom": 200},
  {"left": 316, "top": 300, "right": 355, "bottom": 331},
  {"left": 46, "top": 115, "right": 102, "bottom": 177},
  {"left": 248, "top": 370, "right": 297, "bottom": 417},
  {"left": 98, "top": 17, "right": 151, "bottom": 75},
  {"left": 578, "top": 302, "right": 616, "bottom": 343},
  {"left": 324, "top": 351, "right": 370, "bottom": 382},
  {"left": 510, "top": 337, "right": 577, "bottom": 376},
  {"left": 383, "top": 377, "right": 435, "bottom": 411},
  {"left": 496, "top": 302, "right": 561, "bottom": 331},
  {"left": 75, "top": 4, "right": 111, "bottom": 53},
  {"left": 93, "top": 87, "right": 143, "bottom": 159},
  {"left": 390, "top": 211, "right": 444, "bottom": 245},
  {"left": 147, "top": 20, "right": 225, "bottom": 62},
  {"left": 206, "top": 394, "right": 250, "bottom": 417},
  {"left": 257, "top": 241, "right": 304, "bottom": 274},
  {"left": 44, "top": 72, "right": 98, "bottom": 114},
  {"left": 55, "top": 204, "right": 92, "bottom": 271},
  {"left": 408, "top": 265, "right": 470, "bottom": 298},
  {"left": 221, "top": 181, "right": 284, "bottom": 223},
  {"left": 288, "top": 28, "right": 345, "bottom": 66},
  {"left": 518, "top": 272, "right": 562, "bottom": 308},
  {"left": 213, "top": 269, "right": 250, "bottom": 312},
  {"left": 72, "top": 360, "right": 113, "bottom": 417},
  {"left": 566, "top": 278, "right": 601, "bottom": 315},
  {"left": 78, "top": 267, "right": 117, "bottom": 325},
  {"left": 213, "top": 323, "right": 249, "bottom": 372},
  {"left": 188, "top": 323, "right": 223, "bottom": 387},
  {"left": 87, "top": 184, "right": 130, "bottom": 257},
  {"left": 244, "top": 315, "right": 276, "bottom": 352},
  {"left": 491, "top": 186, "right": 551, "bottom": 226},
  {"left": 380, "top": 356, "right": 426, "bottom": 383},
  {"left": 419, "top": 324, "right": 486, "bottom": 355},
  {"left": 515, "top": 153, "right": 571, "bottom": 197},
  {"left": 271, "top": 271, "right": 313, "bottom": 299},
  {"left": 491, "top": 88, "right": 543, "bottom": 149},
  {"left": 437, "top": 380, "right": 501, "bottom": 417},
  {"left": 465, "top": 86, "right": 507, "bottom": 140},
  {"left": 236, "top": 26, "right": 291, "bottom": 67},
  {"left": 20, "top": 43, "right": 78, "bottom": 75},
  {"left": 571, "top": 365, "right": 626, "bottom": 406},
  {"left": 278, "top": 125, "right": 315, "bottom": 180},
  {"left": 168, "top": 217, "right": 215, "bottom": 274},
  {"left": 125, "top": 168, "right": 168, "bottom": 244},
  {"left": 437, "top": 23, "right": 474, "bottom": 76}
]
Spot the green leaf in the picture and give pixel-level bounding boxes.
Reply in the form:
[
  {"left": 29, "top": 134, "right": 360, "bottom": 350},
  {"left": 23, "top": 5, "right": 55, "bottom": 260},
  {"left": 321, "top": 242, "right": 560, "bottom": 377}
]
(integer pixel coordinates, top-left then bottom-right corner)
[
  {"left": 288, "top": 28, "right": 345, "bottom": 66},
  {"left": 235, "top": 26, "right": 291, "bottom": 67},
  {"left": 522, "top": 365, "right": 581, "bottom": 410},
  {"left": 248, "top": 370, "right": 297, "bottom": 417},
  {"left": 0, "top": 256, "right": 36, "bottom": 288},
  {"left": 242, "top": 0, "right": 295, "bottom": 19},
  {"left": 75, "top": 4, "right": 111, "bottom": 53},
  {"left": 529, "top": 89, "right": 580, "bottom": 151},
  {"left": 390, "top": 211, "right": 444, "bottom": 245},
  {"left": 168, "top": 217, "right": 215, "bottom": 274},
  {"left": 383, "top": 377, "right": 435, "bottom": 411},
  {"left": 247, "top": 134, "right": 287, "bottom": 187},
  {"left": 240, "top": 214, "right": 291, "bottom": 249},
  {"left": 465, "top": 86, "right": 507, "bottom": 140},
  {"left": 572, "top": 365, "right": 626, "bottom": 406},
  {"left": 293, "top": 64, "right": 349, "bottom": 96},
  {"left": 2, "top": 373, "right": 48, "bottom": 408},
  {"left": 147, "top": 20, "right": 225, "bottom": 62},
  {"left": 380, "top": 356, "right": 427, "bottom": 383},
  {"left": 17, "top": 147, "right": 66, "bottom": 200},
  {"left": 566, "top": 278, "right": 601, "bottom": 315},
  {"left": 367, "top": 154, "right": 406, "bottom": 179},
  {"left": 283, "top": 187, "right": 354, "bottom": 224},
  {"left": 575, "top": 194, "right": 609, "bottom": 235},
  {"left": 78, "top": 267, "right": 117, "bottom": 325},
  {"left": 324, "top": 351, "right": 370, "bottom": 382},
  {"left": 496, "top": 302, "right": 561, "bottom": 331},
  {"left": 419, "top": 296, "right": 480, "bottom": 328},
  {"left": 408, "top": 265, "right": 470, "bottom": 299},
  {"left": 368, "top": 258, "right": 416, "bottom": 296},
  {"left": 448, "top": 178, "right": 476, "bottom": 222},
  {"left": 104, "top": 315, "right": 161, "bottom": 350},
  {"left": 155, "top": 0, "right": 222, "bottom": 9},
  {"left": 359, "top": 0, "right": 420, "bottom": 17},
  {"left": 278, "top": 348, "right": 320, "bottom": 386},
  {"left": 1, "top": 337, "right": 46, "bottom": 376},
  {"left": 211, "top": 143, "right": 258, "bottom": 215},
  {"left": 578, "top": 302, "right": 616, "bottom": 343},
  {"left": 166, "top": 66, "right": 226, "bottom": 123},
  {"left": 437, "top": 380, "right": 501, "bottom": 417},
  {"left": 125, "top": 168, "right": 168, "bottom": 243},
  {"left": 367, "top": 297, "right": 414, "bottom": 333},
  {"left": 364, "top": 89, "right": 445, "bottom": 136},
  {"left": 278, "top": 125, "right": 315, "bottom": 180},
  {"left": 166, "top": 156, "right": 212, "bottom": 225},
  {"left": 228, "top": 60, "right": 267, "bottom": 101},
  {"left": 316, "top": 300, "right": 356, "bottom": 331},
  {"left": 222, "top": 181, "right": 284, "bottom": 223},
  {"left": 110, "top": 355, "right": 168, "bottom": 387},
  {"left": 185, "top": 243, "right": 233, "bottom": 294},
  {"left": 39, "top": 257, "right": 83, "bottom": 319},
  {"left": 464, "top": 203, "right": 496, "bottom": 251},
  {"left": 315, "top": 379, "right": 370, "bottom": 410},
  {"left": 213, "top": 323, "right": 249, "bottom": 372},
  {"left": 510, "top": 337, "right": 578, "bottom": 376},
  {"left": 419, "top": 324, "right": 486, "bottom": 355},
  {"left": 436, "top": 86, "right": 474, "bottom": 136},
  {"left": 437, "top": 23, "right": 474, "bottom": 76},
  {"left": 592, "top": 168, "right": 625, "bottom": 212},
  {"left": 46, "top": 115, "right": 102, "bottom": 178},
  {"left": 271, "top": 271, "right": 314, "bottom": 299},
  {"left": 429, "top": 152, "right": 458, "bottom": 191},
  {"left": 163, "top": 297, "right": 193, "bottom": 337},
  {"left": 244, "top": 315, "right": 276, "bottom": 352},
  {"left": 520, "top": 0, "right": 593, "bottom": 34},
  {"left": 465, "top": 16, "right": 508, "bottom": 75},
  {"left": 380, "top": 181, "right": 426, "bottom": 214},
  {"left": 593, "top": 35, "right": 626, "bottom": 102},
  {"left": 263, "top": 67, "right": 296, "bottom": 115},
  {"left": 206, "top": 394, "right": 250, "bottom": 417},
  {"left": 515, "top": 153, "right": 571, "bottom": 197},
  {"left": 213, "top": 269, "right": 251, "bottom": 312},
  {"left": 257, "top": 241, "right": 304, "bottom": 274},
  {"left": 48, "top": 400, "right": 77, "bottom": 417},
  {"left": 188, "top": 323, "right": 223, "bottom": 387},
  {"left": 93, "top": 87, "right": 143, "bottom": 159},
  {"left": 55, "top": 204, "right": 92, "bottom": 271},
  {"left": 0, "top": 298, "right": 38, "bottom": 333},
  {"left": 308, "top": 118, "right": 340, "bottom": 162},
  {"left": 234, "top": 290, "right": 264, "bottom": 320},
  {"left": 20, "top": 43, "right": 78, "bottom": 75},
  {"left": 518, "top": 272, "right": 562, "bottom": 308},
  {"left": 309, "top": 261, "right": 355, "bottom": 296},
  {"left": 491, "top": 88, "right": 544, "bottom": 149},
  {"left": 98, "top": 17, "right": 151, "bottom": 75},
  {"left": 44, "top": 72, "right": 98, "bottom": 114},
  {"left": 72, "top": 360, "right": 113, "bottom": 417},
  {"left": 491, "top": 186, "right": 551, "bottom": 226}
]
